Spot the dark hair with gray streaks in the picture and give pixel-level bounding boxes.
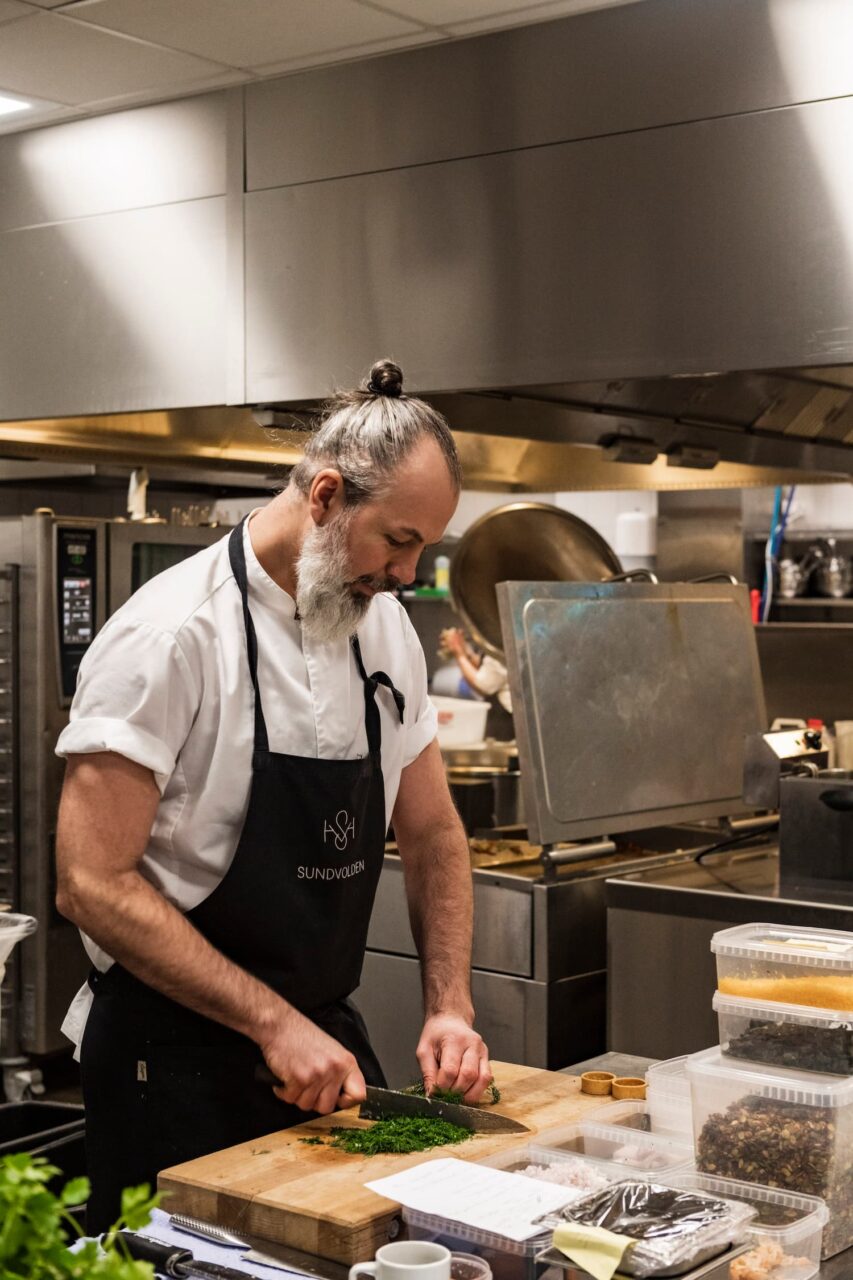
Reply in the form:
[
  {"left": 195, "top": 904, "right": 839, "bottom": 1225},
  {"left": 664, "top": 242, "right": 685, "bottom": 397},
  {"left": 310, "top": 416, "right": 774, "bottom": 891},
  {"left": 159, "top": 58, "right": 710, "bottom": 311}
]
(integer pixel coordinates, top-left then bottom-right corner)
[{"left": 289, "top": 359, "right": 462, "bottom": 505}]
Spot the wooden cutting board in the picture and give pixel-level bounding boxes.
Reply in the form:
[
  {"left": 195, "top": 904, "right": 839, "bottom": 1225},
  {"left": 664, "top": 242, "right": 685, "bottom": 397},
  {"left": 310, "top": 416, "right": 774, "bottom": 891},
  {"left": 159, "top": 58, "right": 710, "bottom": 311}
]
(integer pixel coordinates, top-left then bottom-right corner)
[{"left": 158, "top": 1062, "right": 616, "bottom": 1264}]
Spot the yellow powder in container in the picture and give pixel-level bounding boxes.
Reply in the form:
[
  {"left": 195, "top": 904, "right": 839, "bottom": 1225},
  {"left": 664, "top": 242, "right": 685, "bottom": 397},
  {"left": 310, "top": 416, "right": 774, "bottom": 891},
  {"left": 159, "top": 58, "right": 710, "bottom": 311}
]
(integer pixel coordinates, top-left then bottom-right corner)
[{"left": 719, "top": 974, "right": 853, "bottom": 1011}]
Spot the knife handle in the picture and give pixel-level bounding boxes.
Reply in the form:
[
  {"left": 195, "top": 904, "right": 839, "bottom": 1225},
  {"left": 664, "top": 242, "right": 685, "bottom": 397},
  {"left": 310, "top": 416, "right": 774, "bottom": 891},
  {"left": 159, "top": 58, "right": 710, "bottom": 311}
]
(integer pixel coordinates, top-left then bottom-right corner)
[
  {"left": 255, "top": 1063, "right": 283, "bottom": 1088},
  {"left": 107, "top": 1231, "right": 191, "bottom": 1276}
]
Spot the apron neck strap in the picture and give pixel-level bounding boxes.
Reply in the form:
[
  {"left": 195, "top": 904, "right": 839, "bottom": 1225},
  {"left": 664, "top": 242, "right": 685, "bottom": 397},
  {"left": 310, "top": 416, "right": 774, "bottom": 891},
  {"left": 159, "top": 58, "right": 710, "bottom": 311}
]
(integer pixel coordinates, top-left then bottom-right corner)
[
  {"left": 228, "top": 519, "right": 270, "bottom": 753},
  {"left": 351, "top": 635, "right": 405, "bottom": 757},
  {"left": 229, "top": 518, "right": 405, "bottom": 758}
]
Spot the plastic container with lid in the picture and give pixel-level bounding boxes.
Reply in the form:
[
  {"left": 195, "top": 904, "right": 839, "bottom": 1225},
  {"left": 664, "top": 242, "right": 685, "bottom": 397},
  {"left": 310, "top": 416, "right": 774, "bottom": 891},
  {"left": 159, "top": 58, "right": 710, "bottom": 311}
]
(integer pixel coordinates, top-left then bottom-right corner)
[
  {"left": 530, "top": 1119, "right": 693, "bottom": 1179},
  {"left": 686, "top": 1045, "right": 853, "bottom": 1258},
  {"left": 664, "top": 1171, "right": 827, "bottom": 1280},
  {"left": 403, "top": 1206, "right": 549, "bottom": 1280},
  {"left": 711, "top": 923, "right": 853, "bottom": 1011},
  {"left": 714, "top": 990, "right": 853, "bottom": 1076},
  {"left": 645, "top": 1057, "right": 693, "bottom": 1137}
]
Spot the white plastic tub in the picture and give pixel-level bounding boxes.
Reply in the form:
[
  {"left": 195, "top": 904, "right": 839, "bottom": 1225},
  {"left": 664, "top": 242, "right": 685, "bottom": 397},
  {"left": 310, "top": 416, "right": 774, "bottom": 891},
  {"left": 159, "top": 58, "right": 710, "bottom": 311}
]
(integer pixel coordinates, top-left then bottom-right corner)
[
  {"left": 714, "top": 990, "right": 853, "bottom": 1076},
  {"left": 431, "top": 696, "right": 489, "bottom": 748},
  {"left": 664, "top": 1172, "right": 828, "bottom": 1280},
  {"left": 686, "top": 1045, "right": 853, "bottom": 1258},
  {"left": 477, "top": 1144, "right": 617, "bottom": 1199},
  {"left": 711, "top": 923, "right": 853, "bottom": 1011}
]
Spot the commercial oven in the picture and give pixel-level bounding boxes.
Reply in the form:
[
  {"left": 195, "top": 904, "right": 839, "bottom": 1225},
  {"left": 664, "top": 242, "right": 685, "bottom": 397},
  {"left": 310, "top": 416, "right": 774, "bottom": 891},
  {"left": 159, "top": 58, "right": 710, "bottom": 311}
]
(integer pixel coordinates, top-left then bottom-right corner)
[{"left": 0, "top": 512, "right": 228, "bottom": 1073}]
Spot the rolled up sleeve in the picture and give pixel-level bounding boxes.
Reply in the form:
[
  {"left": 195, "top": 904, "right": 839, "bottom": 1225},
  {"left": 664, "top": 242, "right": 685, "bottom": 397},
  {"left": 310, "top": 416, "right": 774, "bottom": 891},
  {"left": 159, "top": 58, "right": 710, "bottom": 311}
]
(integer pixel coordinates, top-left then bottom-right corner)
[
  {"left": 401, "top": 613, "right": 438, "bottom": 767},
  {"left": 55, "top": 618, "right": 200, "bottom": 793}
]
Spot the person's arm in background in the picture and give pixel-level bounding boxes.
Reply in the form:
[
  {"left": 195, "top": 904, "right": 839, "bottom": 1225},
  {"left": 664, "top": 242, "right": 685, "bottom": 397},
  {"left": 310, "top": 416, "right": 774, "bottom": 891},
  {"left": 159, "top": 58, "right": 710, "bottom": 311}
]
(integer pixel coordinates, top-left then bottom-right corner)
[
  {"left": 441, "top": 627, "right": 491, "bottom": 697},
  {"left": 391, "top": 739, "right": 492, "bottom": 1102}
]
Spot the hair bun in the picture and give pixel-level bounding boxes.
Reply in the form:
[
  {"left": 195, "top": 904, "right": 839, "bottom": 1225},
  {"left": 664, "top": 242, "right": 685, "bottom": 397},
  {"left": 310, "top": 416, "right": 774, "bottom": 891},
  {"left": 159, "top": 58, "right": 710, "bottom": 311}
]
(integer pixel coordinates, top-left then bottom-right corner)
[{"left": 366, "top": 359, "right": 403, "bottom": 398}]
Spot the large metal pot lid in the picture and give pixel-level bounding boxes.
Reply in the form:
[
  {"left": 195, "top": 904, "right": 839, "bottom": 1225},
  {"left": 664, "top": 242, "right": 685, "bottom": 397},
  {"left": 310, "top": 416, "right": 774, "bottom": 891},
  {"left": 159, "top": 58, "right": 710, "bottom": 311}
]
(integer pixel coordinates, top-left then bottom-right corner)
[{"left": 450, "top": 501, "right": 622, "bottom": 658}]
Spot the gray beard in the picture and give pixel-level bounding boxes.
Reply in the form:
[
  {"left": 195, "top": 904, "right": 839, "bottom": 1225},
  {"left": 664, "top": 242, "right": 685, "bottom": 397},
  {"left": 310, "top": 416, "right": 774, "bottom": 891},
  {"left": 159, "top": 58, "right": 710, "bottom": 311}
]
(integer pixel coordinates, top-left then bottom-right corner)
[{"left": 295, "top": 514, "right": 373, "bottom": 645}]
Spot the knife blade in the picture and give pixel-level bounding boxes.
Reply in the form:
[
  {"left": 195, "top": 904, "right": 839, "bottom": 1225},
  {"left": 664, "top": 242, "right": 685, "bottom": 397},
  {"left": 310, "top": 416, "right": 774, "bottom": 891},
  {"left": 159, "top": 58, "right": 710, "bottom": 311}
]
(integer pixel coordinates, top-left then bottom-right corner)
[
  {"left": 113, "top": 1231, "right": 252, "bottom": 1279},
  {"left": 359, "top": 1085, "right": 529, "bottom": 1134}
]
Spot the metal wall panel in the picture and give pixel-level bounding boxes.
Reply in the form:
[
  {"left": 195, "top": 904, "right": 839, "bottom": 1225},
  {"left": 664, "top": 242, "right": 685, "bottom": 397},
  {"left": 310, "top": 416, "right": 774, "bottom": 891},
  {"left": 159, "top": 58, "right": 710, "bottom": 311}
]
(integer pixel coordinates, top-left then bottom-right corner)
[
  {"left": 246, "top": 0, "right": 853, "bottom": 190},
  {"left": 0, "top": 94, "right": 227, "bottom": 233},
  {"left": 0, "top": 199, "right": 228, "bottom": 418},
  {"left": 245, "top": 95, "right": 853, "bottom": 402}
]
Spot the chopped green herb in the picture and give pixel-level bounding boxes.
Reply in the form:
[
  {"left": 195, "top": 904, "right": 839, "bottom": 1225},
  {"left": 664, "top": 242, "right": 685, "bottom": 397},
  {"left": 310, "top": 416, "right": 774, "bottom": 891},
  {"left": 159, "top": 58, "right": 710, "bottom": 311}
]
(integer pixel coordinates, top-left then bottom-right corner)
[
  {"left": 329, "top": 1116, "right": 473, "bottom": 1156},
  {"left": 487, "top": 1079, "right": 501, "bottom": 1104},
  {"left": 299, "top": 1136, "right": 325, "bottom": 1145}
]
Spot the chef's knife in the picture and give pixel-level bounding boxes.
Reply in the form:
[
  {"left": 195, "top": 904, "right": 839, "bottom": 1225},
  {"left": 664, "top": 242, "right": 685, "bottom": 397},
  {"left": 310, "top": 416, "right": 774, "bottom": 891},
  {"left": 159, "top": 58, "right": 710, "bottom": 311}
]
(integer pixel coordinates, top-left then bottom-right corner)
[
  {"left": 359, "top": 1085, "right": 529, "bottom": 1134},
  {"left": 110, "top": 1231, "right": 251, "bottom": 1279}
]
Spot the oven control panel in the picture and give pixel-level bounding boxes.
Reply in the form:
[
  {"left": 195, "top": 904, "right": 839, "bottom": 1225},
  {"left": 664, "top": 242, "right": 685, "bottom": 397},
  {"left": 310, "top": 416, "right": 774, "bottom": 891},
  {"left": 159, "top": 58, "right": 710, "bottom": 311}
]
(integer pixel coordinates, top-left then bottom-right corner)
[{"left": 56, "top": 525, "right": 98, "bottom": 700}]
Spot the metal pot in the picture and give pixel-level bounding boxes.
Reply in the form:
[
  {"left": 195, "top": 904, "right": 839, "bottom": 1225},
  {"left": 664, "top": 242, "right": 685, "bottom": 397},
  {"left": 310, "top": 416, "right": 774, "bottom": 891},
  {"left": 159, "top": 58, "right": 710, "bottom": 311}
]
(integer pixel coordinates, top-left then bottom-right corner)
[{"left": 814, "top": 538, "right": 852, "bottom": 599}]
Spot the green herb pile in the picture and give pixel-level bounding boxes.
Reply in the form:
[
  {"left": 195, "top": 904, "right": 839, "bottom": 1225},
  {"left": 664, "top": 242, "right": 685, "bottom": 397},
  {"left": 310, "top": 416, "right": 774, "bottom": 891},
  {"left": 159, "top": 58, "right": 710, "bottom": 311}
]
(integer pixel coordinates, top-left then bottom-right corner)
[
  {"left": 328, "top": 1116, "right": 473, "bottom": 1156},
  {"left": 0, "top": 1152, "right": 160, "bottom": 1279}
]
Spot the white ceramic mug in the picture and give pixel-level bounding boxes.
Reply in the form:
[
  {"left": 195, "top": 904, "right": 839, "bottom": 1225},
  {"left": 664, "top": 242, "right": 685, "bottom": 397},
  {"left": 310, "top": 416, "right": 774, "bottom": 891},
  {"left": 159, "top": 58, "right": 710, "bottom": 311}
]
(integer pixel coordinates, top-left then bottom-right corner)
[{"left": 349, "top": 1241, "right": 452, "bottom": 1280}]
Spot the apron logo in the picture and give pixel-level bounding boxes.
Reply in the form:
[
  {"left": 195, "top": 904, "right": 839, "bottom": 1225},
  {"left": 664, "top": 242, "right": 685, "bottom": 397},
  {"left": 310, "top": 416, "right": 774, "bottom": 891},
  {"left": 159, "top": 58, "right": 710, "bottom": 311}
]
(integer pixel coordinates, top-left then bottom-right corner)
[{"left": 324, "top": 809, "right": 356, "bottom": 852}]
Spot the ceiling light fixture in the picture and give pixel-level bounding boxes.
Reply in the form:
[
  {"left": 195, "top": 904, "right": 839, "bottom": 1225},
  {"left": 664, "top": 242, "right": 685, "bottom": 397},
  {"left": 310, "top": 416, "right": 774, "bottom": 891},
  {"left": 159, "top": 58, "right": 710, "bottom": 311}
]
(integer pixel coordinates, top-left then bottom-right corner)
[
  {"left": 666, "top": 444, "right": 721, "bottom": 470},
  {"left": 600, "top": 433, "right": 659, "bottom": 465},
  {"left": 0, "top": 94, "right": 33, "bottom": 117}
]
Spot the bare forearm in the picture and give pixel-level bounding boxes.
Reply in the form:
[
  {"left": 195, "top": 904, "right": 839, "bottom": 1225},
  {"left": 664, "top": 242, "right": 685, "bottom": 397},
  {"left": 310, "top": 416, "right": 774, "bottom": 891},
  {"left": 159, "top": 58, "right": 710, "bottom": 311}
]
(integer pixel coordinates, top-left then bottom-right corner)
[
  {"left": 455, "top": 652, "right": 488, "bottom": 696},
  {"left": 58, "top": 865, "right": 287, "bottom": 1045},
  {"left": 399, "top": 815, "right": 474, "bottom": 1021}
]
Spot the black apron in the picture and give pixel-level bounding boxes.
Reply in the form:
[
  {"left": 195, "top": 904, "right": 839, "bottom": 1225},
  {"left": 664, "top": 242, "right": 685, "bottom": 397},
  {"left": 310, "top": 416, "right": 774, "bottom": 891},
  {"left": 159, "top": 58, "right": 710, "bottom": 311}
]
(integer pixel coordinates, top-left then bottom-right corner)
[{"left": 81, "top": 519, "right": 400, "bottom": 1231}]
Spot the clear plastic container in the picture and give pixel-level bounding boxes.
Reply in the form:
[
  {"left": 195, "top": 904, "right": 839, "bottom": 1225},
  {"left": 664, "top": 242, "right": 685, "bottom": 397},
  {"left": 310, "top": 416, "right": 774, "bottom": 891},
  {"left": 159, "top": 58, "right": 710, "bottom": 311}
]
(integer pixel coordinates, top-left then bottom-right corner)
[
  {"left": 646, "top": 1057, "right": 693, "bottom": 1137},
  {"left": 403, "top": 1206, "right": 549, "bottom": 1280},
  {"left": 530, "top": 1120, "right": 693, "bottom": 1179},
  {"left": 711, "top": 923, "right": 853, "bottom": 1011},
  {"left": 664, "top": 1172, "right": 827, "bottom": 1280},
  {"left": 477, "top": 1144, "right": 617, "bottom": 1200},
  {"left": 581, "top": 1098, "right": 694, "bottom": 1144},
  {"left": 686, "top": 1045, "right": 853, "bottom": 1258},
  {"left": 714, "top": 990, "right": 853, "bottom": 1076}
]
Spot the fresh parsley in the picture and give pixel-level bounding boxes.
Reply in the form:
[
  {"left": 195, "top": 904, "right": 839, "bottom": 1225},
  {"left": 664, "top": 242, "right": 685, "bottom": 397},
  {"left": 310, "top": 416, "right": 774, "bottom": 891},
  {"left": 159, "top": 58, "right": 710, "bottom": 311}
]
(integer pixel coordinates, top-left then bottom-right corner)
[{"left": 0, "top": 1153, "right": 160, "bottom": 1279}]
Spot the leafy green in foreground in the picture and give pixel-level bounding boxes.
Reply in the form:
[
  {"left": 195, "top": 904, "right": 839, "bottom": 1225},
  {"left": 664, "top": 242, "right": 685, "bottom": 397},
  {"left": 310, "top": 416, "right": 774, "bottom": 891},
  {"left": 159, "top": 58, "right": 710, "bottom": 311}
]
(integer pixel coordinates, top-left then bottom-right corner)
[
  {"left": 0, "top": 1152, "right": 160, "bottom": 1280},
  {"left": 329, "top": 1116, "right": 473, "bottom": 1156}
]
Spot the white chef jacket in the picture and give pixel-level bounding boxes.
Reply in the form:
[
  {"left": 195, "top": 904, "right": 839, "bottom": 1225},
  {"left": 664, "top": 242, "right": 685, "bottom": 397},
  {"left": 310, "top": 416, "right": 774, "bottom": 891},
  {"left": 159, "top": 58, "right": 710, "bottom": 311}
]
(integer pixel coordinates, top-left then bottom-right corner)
[{"left": 55, "top": 513, "right": 437, "bottom": 1053}]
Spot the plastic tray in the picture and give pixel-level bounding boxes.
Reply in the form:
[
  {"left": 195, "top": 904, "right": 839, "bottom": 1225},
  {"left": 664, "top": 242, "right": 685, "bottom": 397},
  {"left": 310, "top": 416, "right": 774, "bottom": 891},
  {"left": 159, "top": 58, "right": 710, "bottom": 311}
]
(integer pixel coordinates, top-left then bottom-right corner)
[
  {"left": 581, "top": 1098, "right": 694, "bottom": 1143},
  {"left": 686, "top": 1045, "right": 853, "bottom": 1258},
  {"left": 714, "top": 990, "right": 853, "bottom": 1075},
  {"left": 711, "top": 923, "right": 853, "bottom": 1012},
  {"left": 664, "top": 1172, "right": 827, "bottom": 1279},
  {"left": 530, "top": 1120, "right": 693, "bottom": 1179}
]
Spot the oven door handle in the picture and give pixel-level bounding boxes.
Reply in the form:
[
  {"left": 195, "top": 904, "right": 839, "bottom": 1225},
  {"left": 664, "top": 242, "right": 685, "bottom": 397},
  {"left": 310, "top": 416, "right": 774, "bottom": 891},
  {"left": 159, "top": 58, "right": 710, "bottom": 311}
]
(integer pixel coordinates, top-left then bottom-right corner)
[{"left": 819, "top": 789, "right": 853, "bottom": 813}]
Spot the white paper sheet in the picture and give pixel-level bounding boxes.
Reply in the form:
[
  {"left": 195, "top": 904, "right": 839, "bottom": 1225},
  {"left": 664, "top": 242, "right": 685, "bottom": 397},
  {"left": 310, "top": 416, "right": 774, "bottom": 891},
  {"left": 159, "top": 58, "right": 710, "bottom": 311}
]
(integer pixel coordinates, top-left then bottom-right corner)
[{"left": 365, "top": 1158, "right": 573, "bottom": 1243}]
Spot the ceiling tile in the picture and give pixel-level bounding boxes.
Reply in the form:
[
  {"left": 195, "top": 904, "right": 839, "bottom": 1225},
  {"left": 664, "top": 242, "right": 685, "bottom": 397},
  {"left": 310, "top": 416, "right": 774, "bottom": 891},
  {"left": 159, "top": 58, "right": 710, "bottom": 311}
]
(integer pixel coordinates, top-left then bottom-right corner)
[
  {"left": 253, "top": 30, "right": 443, "bottom": 77},
  {"left": 0, "top": 1, "right": 30, "bottom": 21},
  {"left": 67, "top": 0, "right": 424, "bottom": 69},
  {"left": 441, "top": 0, "right": 642, "bottom": 33},
  {"left": 0, "top": 12, "right": 231, "bottom": 104},
  {"left": 376, "top": 0, "right": 557, "bottom": 24}
]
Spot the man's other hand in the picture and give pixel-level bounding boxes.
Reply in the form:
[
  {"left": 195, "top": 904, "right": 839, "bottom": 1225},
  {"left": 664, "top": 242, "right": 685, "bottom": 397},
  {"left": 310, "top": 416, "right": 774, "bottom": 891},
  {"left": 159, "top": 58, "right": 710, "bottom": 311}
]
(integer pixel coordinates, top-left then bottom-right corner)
[
  {"left": 260, "top": 1009, "right": 366, "bottom": 1115},
  {"left": 416, "top": 1013, "right": 492, "bottom": 1104}
]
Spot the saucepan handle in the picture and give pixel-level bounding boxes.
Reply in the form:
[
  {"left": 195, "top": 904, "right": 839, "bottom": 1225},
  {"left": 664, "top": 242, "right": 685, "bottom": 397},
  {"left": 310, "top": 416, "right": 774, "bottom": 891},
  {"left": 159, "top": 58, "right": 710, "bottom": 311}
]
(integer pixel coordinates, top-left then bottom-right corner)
[{"left": 819, "top": 789, "right": 853, "bottom": 813}]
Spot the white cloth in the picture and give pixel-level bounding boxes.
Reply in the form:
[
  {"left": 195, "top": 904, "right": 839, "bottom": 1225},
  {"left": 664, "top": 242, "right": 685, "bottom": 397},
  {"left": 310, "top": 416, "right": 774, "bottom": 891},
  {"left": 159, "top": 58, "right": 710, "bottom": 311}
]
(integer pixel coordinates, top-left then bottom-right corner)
[
  {"left": 476, "top": 655, "right": 513, "bottom": 714},
  {"left": 55, "top": 513, "right": 436, "bottom": 1052}
]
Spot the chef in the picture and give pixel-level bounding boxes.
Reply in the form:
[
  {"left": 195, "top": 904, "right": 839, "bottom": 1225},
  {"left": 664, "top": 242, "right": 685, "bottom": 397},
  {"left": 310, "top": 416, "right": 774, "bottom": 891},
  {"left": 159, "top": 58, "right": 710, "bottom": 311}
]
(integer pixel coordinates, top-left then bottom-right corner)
[{"left": 55, "top": 360, "right": 491, "bottom": 1230}]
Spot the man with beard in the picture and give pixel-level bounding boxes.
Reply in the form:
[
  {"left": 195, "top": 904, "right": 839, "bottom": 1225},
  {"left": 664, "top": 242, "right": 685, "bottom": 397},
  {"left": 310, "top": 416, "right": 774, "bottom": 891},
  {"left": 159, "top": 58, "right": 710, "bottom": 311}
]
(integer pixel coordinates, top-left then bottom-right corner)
[{"left": 55, "top": 360, "right": 490, "bottom": 1228}]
